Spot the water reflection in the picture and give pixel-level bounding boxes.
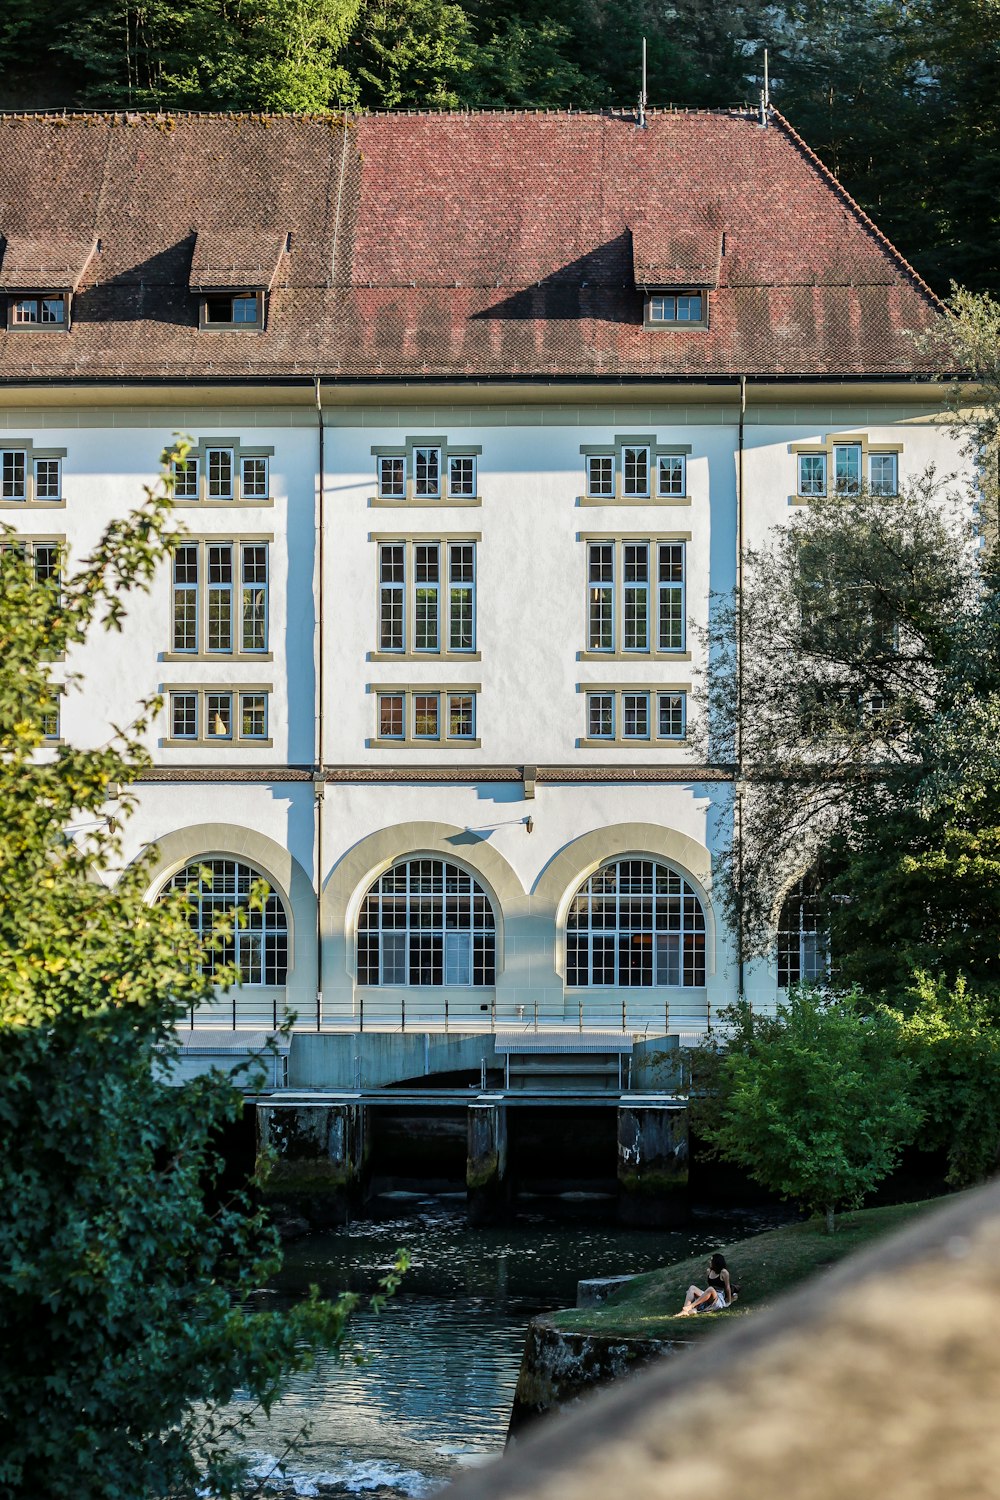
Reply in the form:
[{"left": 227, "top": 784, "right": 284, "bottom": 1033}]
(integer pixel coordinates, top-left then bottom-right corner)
[{"left": 232, "top": 1198, "right": 786, "bottom": 1497}]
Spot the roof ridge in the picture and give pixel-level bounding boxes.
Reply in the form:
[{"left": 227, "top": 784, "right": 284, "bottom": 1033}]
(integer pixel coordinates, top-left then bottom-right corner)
[
  {"left": 0, "top": 104, "right": 756, "bottom": 123},
  {"left": 769, "top": 107, "right": 943, "bottom": 311}
]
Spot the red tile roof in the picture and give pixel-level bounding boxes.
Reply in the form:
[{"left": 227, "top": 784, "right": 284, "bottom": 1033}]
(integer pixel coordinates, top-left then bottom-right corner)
[
  {"left": 0, "top": 109, "right": 940, "bottom": 383},
  {"left": 0, "top": 231, "right": 97, "bottom": 291}
]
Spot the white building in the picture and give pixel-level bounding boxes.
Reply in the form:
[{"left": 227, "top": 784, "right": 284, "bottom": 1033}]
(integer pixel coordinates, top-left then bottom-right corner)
[{"left": 0, "top": 108, "right": 961, "bottom": 1066}]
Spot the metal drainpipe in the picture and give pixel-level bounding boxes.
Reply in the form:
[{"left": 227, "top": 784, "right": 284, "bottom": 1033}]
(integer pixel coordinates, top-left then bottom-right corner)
[
  {"left": 736, "top": 374, "right": 747, "bottom": 1000},
  {"left": 314, "top": 375, "right": 326, "bottom": 1032}
]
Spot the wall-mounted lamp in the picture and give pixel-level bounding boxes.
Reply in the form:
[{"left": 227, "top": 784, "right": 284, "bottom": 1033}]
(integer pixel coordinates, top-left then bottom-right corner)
[{"left": 524, "top": 815, "right": 534, "bottom": 834}]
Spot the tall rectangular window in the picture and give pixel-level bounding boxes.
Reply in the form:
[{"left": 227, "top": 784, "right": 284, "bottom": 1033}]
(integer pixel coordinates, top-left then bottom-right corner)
[
  {"left": 588, "top": 692, "right": 614, "bottom": 739},
  {"left": 448, "top": 543, "right": 475, "bottom": 652},
  {"left": 658, "top": 454, "right": 685, "bottom": 496},
  {"left": 658, "top": 692, "right": 686, "bottom": 739},
  {"left": 447, "top": 693, "right": 475, "bottom": 739},
  {"left": 587, "top": 455, "right": 615, "bottom": 497},
  {"left": 1, "top": 450, "right": 26, "bottom": 501},
  {"left": 378, "top": 456, "right": 405, "bottom": 498},
  {"left": 834, "top": 444, "right": 861, "bottom": 494},
  {"left": 240, "top": 544, "right": 268, "bottom": 653},
  {"left": 174, "top": 457, "right": 199, "bottom": 500},
  {"left": 379, "top": 543, "right": 405, "bottom": 652},
  {"left": 622, "top": 447, "right": 649, "bottom": 498},
  {"left": 172, "top": 545, "right": 199, "bottom": 653},
  {"left": 171, "top": 692, "right": 198, "bottom": 739},
  {"left": 798, "top": 454, "right": 827, "bottom": 497},
  {"left": 206, "top": 448, "right": 234, "bottom": 501},
  {"left": 622, "top": 692, "right": 650, "bottom": 738},
  {"left": 588, "top": 542, "right": 615, "bottom": 651},
  {"left": 240, "top": 692, "right": 267, "bottom": 739},
  {"left": 869, "top": 452, "right": 898, "bottom": 495},
  {"left": 414, "top": 543, "right": 441, "bottom": 651},
  {"left": 657, "top": 543, "right": 685, "bottom": 652},
  {"left": 206, "top": 544, "right": 234, "bottom": 652},
  {"left": 379, "top": 693, "right": 405, "bottom": 739},
  {"left": 414, "top": 447, "right": 441, "bottom": 497},
  {"left": 241, "top": 456, "right": 268, "bottom": 500},
  {"left": 413, "top": 693, "right": 440, "bottom": 739},
  {"left": 206, "top": 692, "right": 233, "bottom": 739},
  {"left": 34, "top": 458, "right": 61, "bottom": 500},
  {"left": 623, "top": 543, "right": 650, "bottom": 651},
  {"left": 449, "top": 456, "right": 476, "bottom": 496}
]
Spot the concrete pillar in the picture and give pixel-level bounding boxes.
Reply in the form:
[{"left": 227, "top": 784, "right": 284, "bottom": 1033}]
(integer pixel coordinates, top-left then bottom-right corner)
[
  {"left": 257, "top": 1101, "right": 369, "bottom": 1226},
  {"left": 617, "top": 1103, "right": 689, "bottom": 1227},
  {"left": 467, "top": 1100, "right": 509, "bottom": 1224}
]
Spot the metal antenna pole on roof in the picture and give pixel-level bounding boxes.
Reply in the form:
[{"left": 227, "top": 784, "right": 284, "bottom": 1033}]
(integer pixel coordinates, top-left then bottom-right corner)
[
  {"left": 638, "top": 37, "right": 647, "bottom": 128},
  {"left": 759, "top": 47, "right": 770, "bottom": 126}
]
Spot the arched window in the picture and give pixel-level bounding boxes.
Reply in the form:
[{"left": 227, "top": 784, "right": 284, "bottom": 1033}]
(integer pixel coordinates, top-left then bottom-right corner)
[
  {"left": 777, "top": 878, "right": 828, "bottom": 987},
  {"left": 567, "top": 858, "right": 706, "bottom": 988},
  {"left": 160, "top": 858, "right": 289, "bottom": 985},
  {"left": 358, "top": 858, "right": 496, "bottom": 986}
]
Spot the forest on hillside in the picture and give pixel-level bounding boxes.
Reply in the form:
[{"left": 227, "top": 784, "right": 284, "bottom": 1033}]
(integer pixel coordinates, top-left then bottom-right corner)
[{"left": 0, "top": 0, "right": 996, "bottom": 297}]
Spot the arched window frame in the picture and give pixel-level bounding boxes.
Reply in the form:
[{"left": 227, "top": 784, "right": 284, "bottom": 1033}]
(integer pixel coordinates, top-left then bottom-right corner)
[
  {"left": 158, "top": 856, "right": 290, "bottom": 987},
  {"left": 565, "top": 857, "right": 707, "bottom": 989},
  {"left": 357, "top": 856, "right": 497, "bottom": 988}
]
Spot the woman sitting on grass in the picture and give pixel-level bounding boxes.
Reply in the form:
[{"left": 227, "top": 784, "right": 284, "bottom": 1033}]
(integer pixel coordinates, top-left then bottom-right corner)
[{"left": 679, "top": 1253, "right": 737, "bottom": 1315}]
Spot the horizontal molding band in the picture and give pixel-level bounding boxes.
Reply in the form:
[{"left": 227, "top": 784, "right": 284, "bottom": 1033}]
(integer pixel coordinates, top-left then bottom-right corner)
[{"left": 132, "top": 762, "right": 734, "bottom": 783}]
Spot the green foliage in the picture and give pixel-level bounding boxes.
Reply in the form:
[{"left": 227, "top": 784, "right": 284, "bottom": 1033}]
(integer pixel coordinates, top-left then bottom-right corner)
[
  {"left": 894, "top": 974, "right": 1000, "bottom": 1187},
  {"left": 701, "top": 992, "right": 923, "bottom": 1231},
  {"left": 0, "top": 448, "right": 354, "bottom": 1498},
  {"left": 352, "top": 0, "right": 474, "bottom": 109}
]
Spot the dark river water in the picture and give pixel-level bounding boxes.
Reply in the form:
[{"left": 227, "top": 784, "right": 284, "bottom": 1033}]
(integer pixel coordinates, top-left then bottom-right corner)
[{"left": 228, "top": 1194, "right": 783, "bottom": 1498}]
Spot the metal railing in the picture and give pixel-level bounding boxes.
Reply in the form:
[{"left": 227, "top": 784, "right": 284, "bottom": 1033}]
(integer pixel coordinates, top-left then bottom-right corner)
[{"left": 184, "top": 990, "right": 711, "bottom": 1036}]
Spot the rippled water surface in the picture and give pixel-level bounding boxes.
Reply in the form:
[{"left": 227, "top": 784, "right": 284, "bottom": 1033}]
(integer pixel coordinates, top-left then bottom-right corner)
[{"left": 231, "top": 1197, "right": 783, "bottom": 1497}]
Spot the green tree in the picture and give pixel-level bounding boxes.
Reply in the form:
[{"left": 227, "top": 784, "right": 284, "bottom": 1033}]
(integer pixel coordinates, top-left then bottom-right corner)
[
  {"left": 0, "top": 448, "right": 359, "bottom": 1498},
  {"left": 701, "top": 992, "right": 922, "bottom": 1232},
  {"left": 351, "top": 0, "right": 474, "bottom": 109},
  {"left": 896, "top": 974, "right": 1000, "bottom": 1186}
]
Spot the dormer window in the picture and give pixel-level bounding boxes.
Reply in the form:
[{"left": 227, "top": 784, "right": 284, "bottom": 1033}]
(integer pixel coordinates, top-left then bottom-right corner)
[
  {"left": 0, "top": 233, "right": 96, "bottom": 333},
  {"left": 10, "top": 295, "right": 67, "bottom": 327},
  {"left": 190, "top": 228, "right": 287, "bottom": 333},
  {"left": 632, "top": 226, "right": 720, "bottom": 333},
  {"left": 648, "top": 292, "right": 704, "bottom": 325},
  {"left": 201, "top": 292, "right": 263, "bottom": 329}
]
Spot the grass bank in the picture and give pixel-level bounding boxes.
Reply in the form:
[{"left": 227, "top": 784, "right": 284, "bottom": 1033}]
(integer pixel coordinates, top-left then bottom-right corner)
[{"left": 550, "top": 1196, "right": 953, "bottom": 1340}]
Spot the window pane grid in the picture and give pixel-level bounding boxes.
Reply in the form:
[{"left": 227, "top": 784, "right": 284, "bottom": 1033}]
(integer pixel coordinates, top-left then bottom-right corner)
[
  {"left": 566, "top": 859, "right": 706, "bottom": 987},
  {"left": 449, "top": 456, "right": 475, "bottom": 495},
  {"left": 378, "top": 456, "right": 405, "bottom": 497},
  {"left": 241, "top": 456, "right": 268, "bottom": 498},
  {"left": 379, "top": 543, "right": 405, "bottom": 651},
  {"left": 622, "top": 447, "right": 649, "bottom": 497},
  {"left": 448, "top": 543, "right": 475, "bottom": 651},
  {"left": 657, "top": 542, "right": 685, "bottom": 651},
  {"left": 358, "top": 858, "right": 496, "bottom": 987},
  {"left": 241, "top": 544, "right": 268, "bottom": 652},
  {"left": 414, "top": 447, "right": 441, "bottom": 497},
  {"left": 207, "top": 448, "right": 234, "bottom": 500},
  {"left": 161, "top": 858, "right": 288, "bottom": 985},
  {"left": 658, "top": 454, "right": 685, "bottom": 495},
  {"left": 777, "top": 879, "right": 829, "bottom": 987},
  {"left": 34, "top": 458, "right": 61, "bottom": 499},
  {"left": 172, "top": 544, "right": 198, "bottom": 652},
  {"left": 207, "top": 544, "right": 233, "bottom": 652},
  {"left": 2, "top": 450, "right": 26, "bottom": 500},
  {"left": 798, "top": 454, "right": 827, "bottom": 497},
  {"left": 587, "top": 455, "right": 614, "bottom": 497}
]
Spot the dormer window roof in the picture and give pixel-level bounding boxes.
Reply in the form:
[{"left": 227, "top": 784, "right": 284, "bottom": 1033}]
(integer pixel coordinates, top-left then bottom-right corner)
[
  {"left": 632, "top": 227, "right": 720, "bottom": 331},
  {"left": 630, "top": 227, "right": 722, "bottom": 292},
  {"left": 0, "top": 233, "right": 97, "bottom": 332},
  {"left": 189, "top": 229, "right": 287, "bottom": 331}
]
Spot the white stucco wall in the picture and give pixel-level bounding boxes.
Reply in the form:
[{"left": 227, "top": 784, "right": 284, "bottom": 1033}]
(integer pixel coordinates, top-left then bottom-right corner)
[{"left": 2, "top": 386, "right": 971, "bottom": 1031}]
